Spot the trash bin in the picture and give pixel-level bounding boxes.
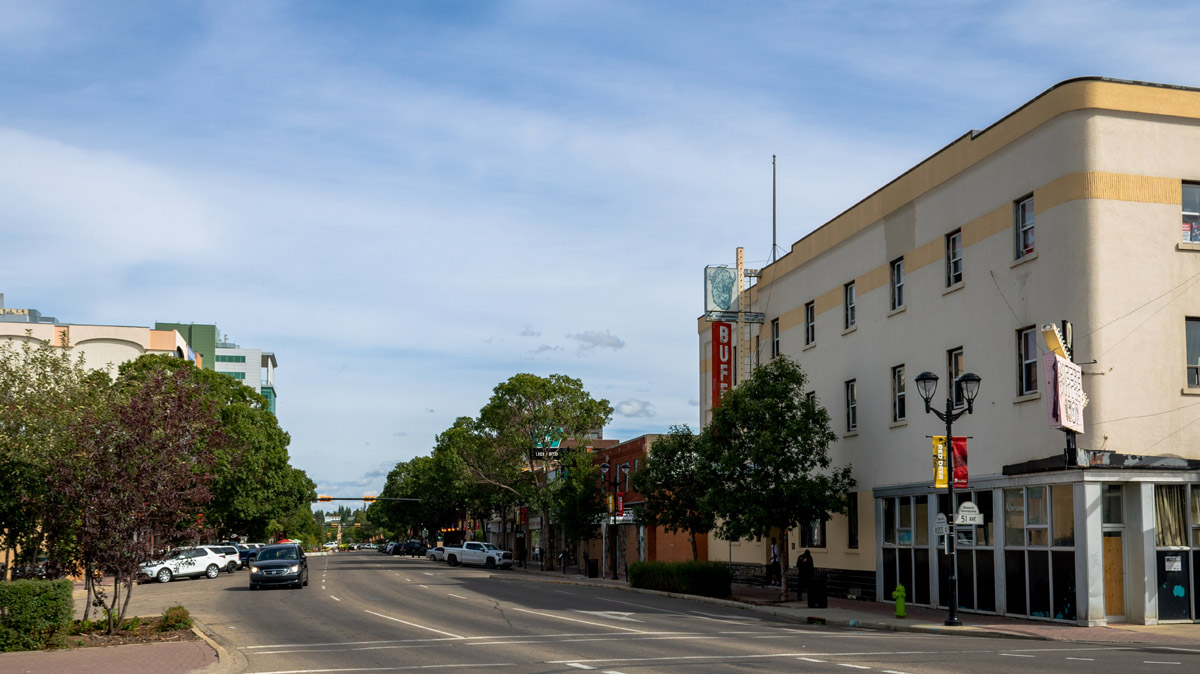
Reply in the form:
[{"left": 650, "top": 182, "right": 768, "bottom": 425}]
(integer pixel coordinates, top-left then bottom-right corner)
[
  {"left": 807, "top": 570, "right": 828, "bottom": 608},
  {"left": 586, "top": 558, "right": 599, "bottom": 578}
]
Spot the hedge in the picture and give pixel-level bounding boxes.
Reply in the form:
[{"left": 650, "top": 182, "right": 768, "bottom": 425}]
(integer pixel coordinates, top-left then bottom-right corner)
[
  {"left": 627, "top": 560, "right": 731, "bottom": 598},
  {"left": 0, "top": 579, "right": 73, "bottom": 651}
]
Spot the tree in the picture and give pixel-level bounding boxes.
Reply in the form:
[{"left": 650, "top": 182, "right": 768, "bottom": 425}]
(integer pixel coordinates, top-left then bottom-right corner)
[
  {"left": 116, "top": 355, "right": 311, "bottom": 542},
  {"left": 549, "top": 446, "right": 604, "bottom": 569},
  {"left": 630, "top": 425, "right": 714, "bottom": 560},
  {"left": 45, "top": 368, "right": 225, "bottom": 633},
  {"left": 700, "top": 356, "right": 854, "bottom": 600},
  {"left": 475, "top": 374, "right": 612, "bottom": 570},
  {"left": 0, "top": 332, "right": 108, "bottom": 580}
]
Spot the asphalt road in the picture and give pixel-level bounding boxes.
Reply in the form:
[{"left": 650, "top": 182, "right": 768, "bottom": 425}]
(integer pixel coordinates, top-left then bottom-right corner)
[{"left": 118, "top": 551, "right": 1200, "bottom": 674}]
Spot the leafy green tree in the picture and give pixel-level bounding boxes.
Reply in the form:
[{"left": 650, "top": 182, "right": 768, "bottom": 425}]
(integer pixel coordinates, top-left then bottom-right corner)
[
  {"left": 116, "top": 355, "right": 312, "bottom": 541},
  {"left": 0, "top": 333, "right": 109, "bottom": 580},
  {"left": 630, "top": 425, "right": 714, "bottom": 561},
  {"left": 700, "top": 356, "right": 854, "bottom": 599},
  {"left": 477, "top": 373, "right": 612, "bottom": 569},
  {"left": 549, "top": 446, "right": 604, "bottom": 568}
]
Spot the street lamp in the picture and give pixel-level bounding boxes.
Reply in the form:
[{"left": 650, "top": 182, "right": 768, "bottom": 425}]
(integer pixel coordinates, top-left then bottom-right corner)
[
  {"left": 914, "top": 370, "right": 981, "bottom": 627},
  {"left": 600, "top": 461, "right": 631, "bottom": 580}
]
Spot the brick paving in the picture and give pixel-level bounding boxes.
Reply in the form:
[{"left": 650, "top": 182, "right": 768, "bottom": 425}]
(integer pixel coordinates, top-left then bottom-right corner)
[{"left": 0, "top": 640, "right": 216, "bottom": 674}]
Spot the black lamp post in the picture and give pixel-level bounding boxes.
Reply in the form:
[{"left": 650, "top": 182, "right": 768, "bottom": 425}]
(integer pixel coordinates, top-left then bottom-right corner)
[
  {"left": 600, "top": 461, "right": 630, "bottom": 580},
  {"left": 914, "top": 370, "right": 981, "bottom": 627}
]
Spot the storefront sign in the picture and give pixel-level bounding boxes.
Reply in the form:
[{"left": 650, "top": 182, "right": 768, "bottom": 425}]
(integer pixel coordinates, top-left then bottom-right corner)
[
  {"left": 1044, "top": 353, "right": 1086, "bottom": 433},
  {"left": 711, "top": 321, "right": 733, "bottom": 408}
]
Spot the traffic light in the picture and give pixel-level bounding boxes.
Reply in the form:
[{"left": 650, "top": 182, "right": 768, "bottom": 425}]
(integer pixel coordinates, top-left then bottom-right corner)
[{"left": 317, "top": 495, "right": 332, "bottom": 502}]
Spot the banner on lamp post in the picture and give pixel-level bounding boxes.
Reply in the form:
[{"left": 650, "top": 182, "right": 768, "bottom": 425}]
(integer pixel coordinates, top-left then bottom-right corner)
[
  {"left": 616, "top": 492, "right": 625, "bottom": 517},
  {"left": 932, "top": 436, "right": 968, "bottom": 489},
  {"left": 932, "top": 436, "right": 948, "bottom": 488},
  {"left": 952, "top": 436, "right": 968, "bottom": 489}
]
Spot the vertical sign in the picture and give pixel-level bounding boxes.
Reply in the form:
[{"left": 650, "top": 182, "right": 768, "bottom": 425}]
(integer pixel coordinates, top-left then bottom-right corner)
[
  {"left": 1043, "top": 353, "right": 1086, "bottom": 433},
  {"left": 952, "top": 436, "right": 968, "bottom": 489},
  {"left": 711, "top": 321, "right": 733, "bottom": 408},
  {"left": 616, "top": 493, "right": 625, "bottom": 517},
  {"left": 932, "top": 436, "right": 968, "bottom": 489},
  {"left": 932, "top": 436, "right": 948, "bottom": 488}
]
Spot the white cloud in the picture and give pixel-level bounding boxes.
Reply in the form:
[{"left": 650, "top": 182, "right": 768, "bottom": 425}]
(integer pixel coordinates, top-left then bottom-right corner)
[
  {"left": 616, "top": 399, "right": 656, "bottom": 418},
  {"left": 567, "top": 330, "right": 626, "bottom": 353}
]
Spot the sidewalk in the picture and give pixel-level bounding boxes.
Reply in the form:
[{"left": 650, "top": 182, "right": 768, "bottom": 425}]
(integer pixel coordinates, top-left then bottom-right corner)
[{"left": 504, "top": 563, "right": 1200, "bottom": 646}]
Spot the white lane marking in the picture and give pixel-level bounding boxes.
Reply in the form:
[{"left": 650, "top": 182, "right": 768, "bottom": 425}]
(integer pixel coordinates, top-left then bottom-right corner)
[
  {"left": 601, "top": 671, "right": 626, "bottom": 674},
  {"left": 556, "top": 590, "right": 574, "bottom": 594},
  {"left": 839, "top": 666, "right": 870, "bottom": 670},
  {"left": 322, "top": 586, "right": 327, "bottom": 590},
  {"left": 799, "top": 658, "right": 826, "bottom": 663},
  {"left": 364, "top": 610, "right": 465, "bottom": 639},
  {"left": 566, "top": 665, "right": 595, "bottom": 670},
  {"left": 330, "top": 596, "right": 341, "bottom": 602},
  {"left": 252, "top": 663, "right": 514, "bottom": 673},
  {"left": 468, "top": 636, "right": 718, "bottom": 646},
  {"left": 447, "top": 593, "right": 467, "bottom": 599},
  {"left": 1000, "top": 654, "right": 1034, "bottom": 658},
  {"left": 573, "top": 610, "right": 644, "bottom": 623},
  {"left": 1144, "top": 662, "right": 1181, "bottom": 665},
  {"left": 1066, "top": 658, "right": 1093, "bottom": 661},
  {"left": 513, "top": 607, "right": 646, "bottom": 633},
  {"left": 244, "top": 632, "right": 653, "bottom": 650},
  {"left": 419, "top": 585, "right": 429, "bottom": 589},
  {"left": 551, "top": 651, "right": 960, "bottom": 665},
  {"left": 882, "top": 670, "right": 913, "bottom": 674},
  {"left": 689, "top": 610, "right": 761, "bottom": 622}
]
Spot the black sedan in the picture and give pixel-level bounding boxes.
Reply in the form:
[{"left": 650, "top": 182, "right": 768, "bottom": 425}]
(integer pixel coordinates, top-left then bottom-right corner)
[
  {"left": 392, "top": 541, "right": 427, "bottom": 557},
  {"left": 249, "top": 544, "right": 308, "bottom": 590}
]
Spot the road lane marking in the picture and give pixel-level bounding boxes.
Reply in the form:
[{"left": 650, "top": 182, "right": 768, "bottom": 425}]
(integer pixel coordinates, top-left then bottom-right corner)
[
  {"left": 799, "top": 658, "right": 825, "bottom": 663},
  {"left": 513, "top": 607, "right": 646, "bottom": 633},
  {"left": 882, "top": 670, "right": 913, "bottom": 674},
  {"left": 1000, "top": 654, "right": 1034, "bottom": 658},
  {"left": 839, "top": 666, "right": 870, "bottom": 670},
  {"left": 447, "top": 593, "right": 467, "bottom": 599},
  {"left": 573, "top": 610, "right": 644, "bottom": 623},
  {"left": 330, "top": 596, "right": 341, "bottom": 601},
  {"left": 1144, "top": 662, "right": 1180, "bottom": 665},
  {"left": 467, "top": 635, "right": 717, "bottom": 646},
  {"left": 1066, "top": 657, "right": 1093, "bottom": 661},
  {"left": 252, "top": 663, "right": 514, "bottom": 673},
  {"left": 419, "top": 585, "right": 429, "bottom": 589},
  {"left": 551, "top": 651, "right": 968, "bottom": 666},
  {"left": 689, "top": 610, "right": 761, "bottom": 622},
  {"left": 364, "top": 610, "right": 465, "bottom": 638},
  {"left": 566, "top": 665, "right": 595, "bottom": 670}
]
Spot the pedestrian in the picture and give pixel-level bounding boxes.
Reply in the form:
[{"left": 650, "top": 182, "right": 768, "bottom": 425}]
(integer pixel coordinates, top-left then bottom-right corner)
[
  {"left": 797, "top": 549, "right": 814, "bottom": 599},
  {"left": 769, "top": 537, "right": 780, "bottom": 586}
]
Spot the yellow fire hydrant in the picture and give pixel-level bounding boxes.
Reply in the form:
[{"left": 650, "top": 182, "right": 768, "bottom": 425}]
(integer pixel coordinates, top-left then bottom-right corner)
[{"left": 892, "top": 583, "right": 907, "bottom": 618}]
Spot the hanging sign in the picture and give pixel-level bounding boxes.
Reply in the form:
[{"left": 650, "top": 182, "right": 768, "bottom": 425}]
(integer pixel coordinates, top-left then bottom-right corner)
[
  {"left": 932, "top": 436, "right": 948, "bottom": 488},
  {"left": 711, "top": 321, "right": 733, "bottom": 408},
  {"left": 1043, "top": 353, "right": 1086, "bottom": 433},
  {"left": 616, "top": 492, "right": 625, "bottom": 517},
  {"left": 956, "top": 501, "right": 984, "bottom": 526},
  {"left": 952, "top": 436, "right": 968, "bottom": 489},
  {"left": 932, "top": 436, "right": 968, "bottom": 489}
]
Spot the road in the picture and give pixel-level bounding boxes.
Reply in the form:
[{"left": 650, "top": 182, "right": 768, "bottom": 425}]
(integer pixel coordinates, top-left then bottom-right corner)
[{"left": 119, "top": 550, "right": 1200, "bottom": 673}]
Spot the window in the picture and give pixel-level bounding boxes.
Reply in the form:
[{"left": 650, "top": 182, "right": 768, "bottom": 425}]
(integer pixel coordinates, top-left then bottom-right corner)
[
  {"left": 845, "top": 379, "right": 857, "bottom": 432},
  {"left": 804, "top": 302, "right": 815, "bottom": 345},
  {"left": 947, "top": 347, "right": 964, "bottom": 408},
  {"left": 800, "top": 517, "right": 826, "bottom": 548},
  {"left": 219, "top": 371, "right": 246, "bottom": 380},
  {"left": 1018, "top": 326, "right": 1038, "bottom": 395},
  {"left": 1188, "top": 318, "right": 1200, "bottom": 387},
  {"left": 770, "top": 318, "right": 780, "bottom": 358},
  {"left": 754, "top": 335, "right": 760, "bottom": 366},
  {"left": 805, "top": 390, "right": 816, "bottom": 405},
  {"left": 891, "top": 364, "right": 906, "bottom": 422},
  {"left": 843, "top": 282, "right": 856, "bottom": 329},
  {"left": 215, "top": 354, "right": 246, "bottom": 363},
  {"left": 1015, "top": 195, "right": 1035, "bottom": 258},
  {"left": 1184, "top": 183, "right": 1200, "bottom": 243},
  {"left": 946, "top": 229, "right": 963, "bottom": 286},
  {"left": 847, "top": 492, "right": 859, "bottom": 549},
  {"left": 889, "top": 257, "right": 904, "bottom": 310}
]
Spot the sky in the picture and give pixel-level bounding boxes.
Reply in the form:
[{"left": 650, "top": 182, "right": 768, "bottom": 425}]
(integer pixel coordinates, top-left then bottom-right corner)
[{"left": 3, "top": 0, "right": 1200, "bottom": 498}]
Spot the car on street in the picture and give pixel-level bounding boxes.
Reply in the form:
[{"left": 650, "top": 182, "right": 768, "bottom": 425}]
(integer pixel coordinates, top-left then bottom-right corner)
[
  {"left": 442, "top": 541, "right": 513, "bottom": 569},
  {"left": 249, "top": 543, "right": 308, "bottom": 590},
  {"left": 427, "top": 546, "right": 446, "bottom": 562},
  {"left": 392, "top": 540, "right": 427, "bottom": 557},
  {"left": 209, "top": 545, "right": 241, "bottom": 573},
  {"left": 140, "top": 546, "right": 230, "bottom": 583}
]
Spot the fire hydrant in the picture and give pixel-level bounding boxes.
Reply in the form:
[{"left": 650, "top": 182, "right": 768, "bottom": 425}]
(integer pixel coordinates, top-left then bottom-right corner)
[{"left": 891, "top": 583, "right": 907, "bottom": 618}]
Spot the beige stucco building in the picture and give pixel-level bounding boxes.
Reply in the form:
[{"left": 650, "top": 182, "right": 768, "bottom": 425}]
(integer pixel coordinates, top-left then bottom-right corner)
[{"left": 699, "top": 78, "right": 1200, "bottom": 624}]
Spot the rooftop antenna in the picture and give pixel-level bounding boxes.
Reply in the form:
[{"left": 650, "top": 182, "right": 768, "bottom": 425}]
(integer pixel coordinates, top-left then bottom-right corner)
[{"left": 772, "top": 155, "right": 777, "bottom": 264}]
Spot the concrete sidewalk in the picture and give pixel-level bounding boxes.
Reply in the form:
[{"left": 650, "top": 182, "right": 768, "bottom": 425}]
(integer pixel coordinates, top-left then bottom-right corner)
[{"left": 504, "top": 563, "right": 1200, "bottom": 646}]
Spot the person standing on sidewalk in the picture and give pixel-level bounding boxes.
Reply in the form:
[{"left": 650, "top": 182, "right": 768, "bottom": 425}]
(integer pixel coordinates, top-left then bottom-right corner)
[{"left": 797, "top": 549, "right": 814, "bottom": 599}]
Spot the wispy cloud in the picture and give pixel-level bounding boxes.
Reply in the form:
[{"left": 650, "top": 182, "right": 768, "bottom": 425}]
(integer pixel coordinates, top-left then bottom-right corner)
[
  {"left": 616, "top": 399, "right": 656, "bottom": 418},
  {"left": 567, "top": 330, "right": 626, "bottom": 353},
  {"left": 520, "top": 325, "right": 541, "bottom": 337}
]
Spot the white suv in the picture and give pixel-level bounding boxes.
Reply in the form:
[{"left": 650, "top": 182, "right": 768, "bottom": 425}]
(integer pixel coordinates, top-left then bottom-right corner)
[{"left": 140, "top": 546, "right": 233, "bottom": 583}]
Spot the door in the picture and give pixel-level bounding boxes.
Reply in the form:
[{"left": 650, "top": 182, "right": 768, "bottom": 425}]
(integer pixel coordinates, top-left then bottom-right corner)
[{"left": 1103, "top": 531, "right": 1124, "bottom": 619}]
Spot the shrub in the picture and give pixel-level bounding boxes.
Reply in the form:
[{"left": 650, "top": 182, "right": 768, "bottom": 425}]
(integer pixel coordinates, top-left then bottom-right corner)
[
  {"left": 0, "top": 579, "right": 73, "bottom": 651},
  {"left": 159, "top": 604, "right": 192, "bottom": 632},
  {"left": 628, "top": 560, "right": 731, "bottom": 598}
]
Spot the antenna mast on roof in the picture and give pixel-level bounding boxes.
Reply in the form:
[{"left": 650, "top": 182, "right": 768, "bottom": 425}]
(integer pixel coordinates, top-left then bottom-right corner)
[{"left": 772, "top": 155, "right": 777, "bottom": 264}]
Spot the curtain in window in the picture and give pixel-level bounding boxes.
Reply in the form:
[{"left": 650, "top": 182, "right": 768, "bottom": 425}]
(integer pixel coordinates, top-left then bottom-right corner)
[{"left": 1155, "top": 485, "right": 1187, "bottom": 547}]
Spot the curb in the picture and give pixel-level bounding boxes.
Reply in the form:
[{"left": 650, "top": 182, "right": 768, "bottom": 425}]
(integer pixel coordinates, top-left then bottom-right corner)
[
  {"left": 192, "top": 619, "right": 247, "bottom": 674},
  {"left": 491, "top": 572, "right": 1054, "bottom": 642}
]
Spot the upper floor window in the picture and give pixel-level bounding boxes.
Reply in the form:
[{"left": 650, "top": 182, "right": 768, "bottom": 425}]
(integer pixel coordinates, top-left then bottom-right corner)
[
  {"left": 804, "top": 301, "right": 815, "bottom": 345},
  {"left": 845, "top": 379, "right": 858, "bottom": 432},
  {"left": 1018, "top": 326, "right": 1038, "bottom": 395},
  {"left": 892, "top": 364, "right": 906, "bottom": 422},
  {"left": 844, "top": 282, "right": 856, "bottom": 330},
  {"left": 1188, "top": 318, "right": 1200, "bottom": 387},
  {"left": 947, "top": 347, "right": 965, "bottom": 409},
  {"left": 770, "top": 318, "right": 780, "bottom": 358},
  {"left": 1184, "top": 184, "right": 1200, "bottom": 243},
  {"left": 889, "top": 257, "right": 904, "bottom": 310},
  {"left": 946, "top": 229, "right": 963, "bottom": 286},
  {"left": 1015, "top": 195, "right": 1035, "bottom": 259}
]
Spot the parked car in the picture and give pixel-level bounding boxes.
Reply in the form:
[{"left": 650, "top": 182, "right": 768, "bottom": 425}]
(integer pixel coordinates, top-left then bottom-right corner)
[
  {"left": 427, "top": 546, "right": 446, "bottom": 562},
  {"left": 249, "top": 543, "right": 308, "bottom": 590},
  {"left": 209, "top": 545, "right": 241, "bottom": 573},
  {"left": 392, "top": 540, "right": 427, "bottom": 557},
  {"left": 140, "top": 546, "right": 230, "bottom": 583},
  {"left": 442, "top": 542, "right": 513, "bottom": 569},
  {"left": 236, "top": 545, "right": 258, "bottom": 569}
]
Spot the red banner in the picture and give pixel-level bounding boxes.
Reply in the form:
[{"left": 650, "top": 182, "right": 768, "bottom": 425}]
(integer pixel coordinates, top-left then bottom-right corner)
[
  {"left": 711, "top": 321, "right": 733, "bottom": 408},
  {"left": 952, "top": 436, "right": 968, "bottom": 489},
  {"left": 616, "top": 492, "right": 625, "bottom": 517}
]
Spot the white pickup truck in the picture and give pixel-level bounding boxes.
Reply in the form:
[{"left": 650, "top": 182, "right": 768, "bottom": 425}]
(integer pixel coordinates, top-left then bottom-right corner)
[{"left": 443, "top": 541, "right": 513, "bottom": 569}]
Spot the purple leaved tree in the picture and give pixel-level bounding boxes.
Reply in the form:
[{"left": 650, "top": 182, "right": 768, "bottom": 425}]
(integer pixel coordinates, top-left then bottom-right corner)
[{"left": 46, "top": 368, "right": 225, "bottom": 634}]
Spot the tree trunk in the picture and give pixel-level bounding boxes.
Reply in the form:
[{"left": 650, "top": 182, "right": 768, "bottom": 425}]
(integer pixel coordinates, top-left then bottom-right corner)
[
  {"left": 780, "top": 529, "right": 790, "bottom": 602},
  {"left": 689, "top": 532, "right": 698, "bottom": 561},
  {"left": 118, "top": 573, "right": 134, "bottom": 630},
  {"left": 107, "top": 576, "right": 120, "bottom": 634}
]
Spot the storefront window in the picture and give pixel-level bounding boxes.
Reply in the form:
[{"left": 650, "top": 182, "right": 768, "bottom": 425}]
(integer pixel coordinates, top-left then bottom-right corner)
[
  {"left": 977, "top": 493, "right": 994, "bottom": 546},
  {"left": 1051, "top": 484, "right": 1074, "bottom": 547},
  {"left": 883, "top": 498, "right": 896, "bottom": 544},
  {"left": 1192, "top": 485, "right": 1200, "bottom": 547},
  {"left": 1103, "top": 484, "right": 1123, "bottom": 524},
  {"left": 1004, "top": 489, "right": 1024, "bottom": 546},
  {"left": 914, "top": 495, "right": 929, "bottom": 546},
  {"left": 1155, "top": 485, "right": 1187, "bottom": 547}
]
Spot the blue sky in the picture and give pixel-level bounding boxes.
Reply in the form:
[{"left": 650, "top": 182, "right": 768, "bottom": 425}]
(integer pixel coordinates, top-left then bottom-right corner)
[{"left": 3, "top": 0, "right": 1199, "bottom": 497}]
